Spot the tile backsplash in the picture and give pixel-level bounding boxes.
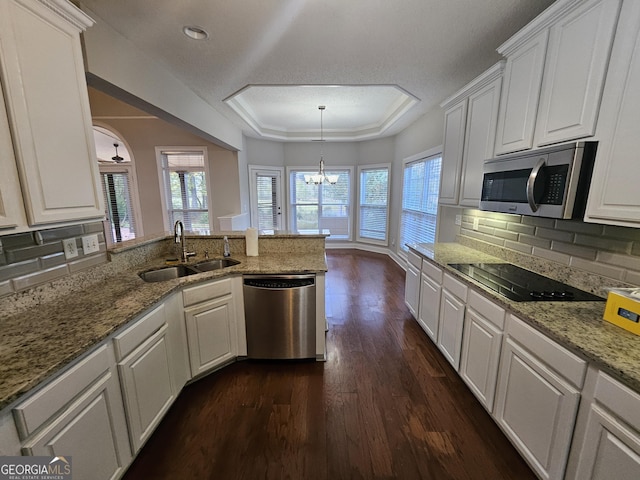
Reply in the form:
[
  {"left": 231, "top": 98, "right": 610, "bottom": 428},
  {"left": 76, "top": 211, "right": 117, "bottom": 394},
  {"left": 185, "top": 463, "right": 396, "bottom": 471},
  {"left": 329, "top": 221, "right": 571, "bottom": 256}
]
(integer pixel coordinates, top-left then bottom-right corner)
[
  {"left": 460, "top": 209, "right": 640, "bottom": 285},
  {"left": 0, "top": 222, "right": 107, "bottom": 297}
]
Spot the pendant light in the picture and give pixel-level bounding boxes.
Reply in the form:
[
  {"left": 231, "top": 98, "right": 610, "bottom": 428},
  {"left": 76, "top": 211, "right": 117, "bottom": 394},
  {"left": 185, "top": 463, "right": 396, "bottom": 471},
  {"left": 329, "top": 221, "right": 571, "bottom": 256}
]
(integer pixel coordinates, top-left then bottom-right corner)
[{"left": 304, "top": 106, "right": 339, "bottom": 185}]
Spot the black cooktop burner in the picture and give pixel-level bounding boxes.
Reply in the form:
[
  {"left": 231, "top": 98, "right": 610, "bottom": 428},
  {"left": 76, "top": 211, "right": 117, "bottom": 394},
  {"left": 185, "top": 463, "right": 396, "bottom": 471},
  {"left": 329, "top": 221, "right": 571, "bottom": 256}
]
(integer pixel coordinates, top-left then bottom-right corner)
[{"left": 447, "top": 263, "right": 604, "bottom": 302}]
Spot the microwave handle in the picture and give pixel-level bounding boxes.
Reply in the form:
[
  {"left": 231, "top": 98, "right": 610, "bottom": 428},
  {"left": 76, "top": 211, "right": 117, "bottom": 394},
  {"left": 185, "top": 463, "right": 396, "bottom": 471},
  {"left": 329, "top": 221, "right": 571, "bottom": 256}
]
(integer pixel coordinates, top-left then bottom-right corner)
[{"left": 526, "top": 158, "right": 546, "bottom": 212}]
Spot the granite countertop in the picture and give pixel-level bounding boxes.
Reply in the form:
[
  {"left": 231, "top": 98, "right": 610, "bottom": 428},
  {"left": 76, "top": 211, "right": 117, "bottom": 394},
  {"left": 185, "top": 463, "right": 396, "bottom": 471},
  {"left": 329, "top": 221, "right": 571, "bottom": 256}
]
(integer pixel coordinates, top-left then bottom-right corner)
[
  {"left": 408, "top": 243, "right": 640, "bottom": 392},
  {"left": 0, "top": 252, "right": 327, "bottom": 411}
]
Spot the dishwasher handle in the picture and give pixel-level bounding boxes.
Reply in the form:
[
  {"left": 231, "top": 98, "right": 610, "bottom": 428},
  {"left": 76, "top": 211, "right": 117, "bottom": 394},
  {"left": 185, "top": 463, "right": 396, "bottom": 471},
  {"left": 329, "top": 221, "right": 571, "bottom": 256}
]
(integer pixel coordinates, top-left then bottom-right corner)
[{"left": 243, "top": 277, "right": 315, "bottom": 289}]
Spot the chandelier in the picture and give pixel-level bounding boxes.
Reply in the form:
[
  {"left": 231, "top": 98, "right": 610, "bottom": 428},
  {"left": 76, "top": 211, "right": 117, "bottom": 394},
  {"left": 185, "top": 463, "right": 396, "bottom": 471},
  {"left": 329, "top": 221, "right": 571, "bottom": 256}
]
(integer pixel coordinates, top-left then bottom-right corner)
[{"left": 304, "top": 106, "right": 339, "bottom": 185}]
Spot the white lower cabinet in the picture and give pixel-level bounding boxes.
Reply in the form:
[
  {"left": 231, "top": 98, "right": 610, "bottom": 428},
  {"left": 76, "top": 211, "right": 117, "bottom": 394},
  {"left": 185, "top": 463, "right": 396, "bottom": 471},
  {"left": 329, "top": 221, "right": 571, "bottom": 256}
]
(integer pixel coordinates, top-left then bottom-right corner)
[
  {"left": 117, "top": 324, "right": 176, "bottom": 454},
  {"left": 14, "top": 345, "right": 131, "bottom": 480},
  {"left": 436, "top": 273, "right": 468, "bottom": 370},
  {"left": 418, "top": 272, "right": 441, "bottom": 342},
  {"left": 459, "top": 290, "right": 505, "bottom": 413},
  {"left": 184, "top": 278, "right": 238, "bottom": 377},
  {"left": 495, "top": 315, "right": 586, "bottom": 480},
  {"left": 567, "top": 370, "right": 640, "bottom": 480},
  {"left": 404, "top": 250, "right": 422, "bottom": 319}
]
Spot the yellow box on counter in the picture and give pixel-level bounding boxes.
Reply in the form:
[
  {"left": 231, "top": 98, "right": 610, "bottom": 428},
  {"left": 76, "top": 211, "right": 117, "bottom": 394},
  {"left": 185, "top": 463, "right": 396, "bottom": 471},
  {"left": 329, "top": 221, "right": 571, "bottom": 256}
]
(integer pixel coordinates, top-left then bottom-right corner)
[{"left": 603, "top": 289, "right": 640, "bottom": 336}]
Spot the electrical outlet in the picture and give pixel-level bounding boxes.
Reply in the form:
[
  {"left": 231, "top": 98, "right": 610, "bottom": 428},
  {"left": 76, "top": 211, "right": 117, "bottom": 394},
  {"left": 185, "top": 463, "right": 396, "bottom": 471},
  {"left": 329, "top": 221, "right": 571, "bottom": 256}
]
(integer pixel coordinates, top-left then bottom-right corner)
[
  {"left": 455, "top": 215, "right": 462, "bottom": 226},
  {"left": 63, "top": 238, "right": 78, "bottom": 259},
  {"left": 473, "top": 217, "right": 480, "bottom": 231},
  {"left": 82, "top": 234, "right": 100, "bottom": 255}
]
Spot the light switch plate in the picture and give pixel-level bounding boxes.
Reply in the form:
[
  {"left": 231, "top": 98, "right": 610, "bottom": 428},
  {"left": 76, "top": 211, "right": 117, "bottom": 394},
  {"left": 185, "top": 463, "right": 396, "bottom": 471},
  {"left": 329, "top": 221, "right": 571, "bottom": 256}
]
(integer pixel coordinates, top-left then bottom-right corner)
[
  {"left": 455, "top": 215, "right": 462, "bottom": 226},
  {"left": 82, "top": 234, "right": 100, "bottom": 255},
  {"left": 63, "top": 238, "right": 78, "bottom": 259},
  {"left": 473, "top": 217, "right": 480, "bottom": 231}
]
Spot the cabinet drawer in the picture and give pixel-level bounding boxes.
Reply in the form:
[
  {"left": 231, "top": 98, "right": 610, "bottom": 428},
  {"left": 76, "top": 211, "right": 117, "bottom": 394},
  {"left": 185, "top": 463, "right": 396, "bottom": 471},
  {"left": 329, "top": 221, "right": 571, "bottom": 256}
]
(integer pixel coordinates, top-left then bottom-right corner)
[
  {"left": 467, "top": 289, "right": 505, "bottom": 330},
  {"left": 183, "top": 278, "right": 232, "bottom": 307},
  {"left": 13, "top": 345, "right": 111, "bottom": 440},
  {"left": 507, "top": 314, "right": 587, "bottom": 389},
  {"left": 442, "top": 272, "right": 468, "bottom": 301},
  {"left": 421, "top": 259, "right": 443, "bottom": 283},
  {"left": 113, "top": 303, "right": 166, "bottom": 361},
  {"left": 407, "top": 250, "right": 422, "bottom": 269},
  {"left": 594, "top": 371, "right": 640, "bottom": 432}
]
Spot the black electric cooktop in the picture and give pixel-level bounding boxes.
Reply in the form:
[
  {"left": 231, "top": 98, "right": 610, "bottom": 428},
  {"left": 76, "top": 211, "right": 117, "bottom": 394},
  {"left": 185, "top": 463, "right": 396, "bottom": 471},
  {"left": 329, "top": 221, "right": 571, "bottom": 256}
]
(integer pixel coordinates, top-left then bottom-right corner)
[{"left": 448, "top": 263, "right": 605, "bottom": 302}]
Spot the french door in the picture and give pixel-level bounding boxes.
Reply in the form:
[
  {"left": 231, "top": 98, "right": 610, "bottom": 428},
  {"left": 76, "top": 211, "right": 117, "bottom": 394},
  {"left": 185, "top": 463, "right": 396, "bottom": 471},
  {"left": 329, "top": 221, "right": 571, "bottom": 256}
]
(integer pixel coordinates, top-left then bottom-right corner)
[{"left": 249, "top": 166, "right": 283, "bottom": 231}]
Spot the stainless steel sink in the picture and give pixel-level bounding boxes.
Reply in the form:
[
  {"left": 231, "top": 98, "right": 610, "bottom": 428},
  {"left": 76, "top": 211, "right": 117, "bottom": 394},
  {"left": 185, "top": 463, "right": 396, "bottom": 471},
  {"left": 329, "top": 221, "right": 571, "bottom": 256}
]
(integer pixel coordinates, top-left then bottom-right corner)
[
  {"left": 139, "top": 264, "right": 199, "bottom": 282},
  {"left": 193, "top": 258, "right": 240, "bottom": 272},
  {"left": 139, "top": 258, "right": 240, "bottom": 282}
]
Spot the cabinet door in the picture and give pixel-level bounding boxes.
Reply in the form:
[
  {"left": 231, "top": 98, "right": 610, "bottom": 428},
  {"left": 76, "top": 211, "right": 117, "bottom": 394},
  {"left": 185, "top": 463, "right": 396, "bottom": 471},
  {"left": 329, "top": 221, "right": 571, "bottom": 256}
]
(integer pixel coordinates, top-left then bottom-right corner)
[
  {"left": 459, "top": 76, "right": 502, "bottom": 206},
  {"left": 460, "top": 308, "right": 503, "bottom": 413},
  {"left": 572, "top": 404, "right": 640, "bottom": 480},
  {"left": 404, "top": 262, "right": 420, "bottom": 319},
  {"left": 495, "top": 337, "right": 581, "bottom": 480},
  {"left": 417, "top": 272, "right": 441, "bottom": 342},
  {"left": 535, "top": 0, "right": 621, "bottom": 146},
  {"left": 118, "top": 324, "right": 176, "bottom": 454},
  {"left": 495, "top": 30, "right": 549, "bottom": 155},
  {"left": 23, "top": 371, "right": 131, "bottom": 480},
  {"left": 0, "top": 78, "right": 27, "bottom": 230},
  {"left": 0, "top": 0, "right": 103, "bottom": 225},
  {"left": 185, "top": 294, "right": 237, "bottom": 377},
  {"left": 585, "top": 1, "right": 640, "bottom": 227},
  {"left": 439, "top": 100, "right": 467, "bottom": 204},
  {"left": 436, "top": 289, "right": 465, "bottom": 370}
]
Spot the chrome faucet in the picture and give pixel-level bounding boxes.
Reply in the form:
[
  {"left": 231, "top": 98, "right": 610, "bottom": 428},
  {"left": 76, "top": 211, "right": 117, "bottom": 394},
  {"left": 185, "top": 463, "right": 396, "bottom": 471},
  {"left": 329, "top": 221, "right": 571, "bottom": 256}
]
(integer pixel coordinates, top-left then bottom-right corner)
[{"left": 174, "top": 220, "right": 196, "bottom": 262}]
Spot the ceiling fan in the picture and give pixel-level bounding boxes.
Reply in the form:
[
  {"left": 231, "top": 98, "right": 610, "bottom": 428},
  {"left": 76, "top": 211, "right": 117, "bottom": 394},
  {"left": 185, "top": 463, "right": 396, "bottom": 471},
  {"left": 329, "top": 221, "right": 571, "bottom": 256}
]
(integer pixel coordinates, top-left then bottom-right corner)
[{"left": 111, "top": 143, "right": 124, "bottom": 163}]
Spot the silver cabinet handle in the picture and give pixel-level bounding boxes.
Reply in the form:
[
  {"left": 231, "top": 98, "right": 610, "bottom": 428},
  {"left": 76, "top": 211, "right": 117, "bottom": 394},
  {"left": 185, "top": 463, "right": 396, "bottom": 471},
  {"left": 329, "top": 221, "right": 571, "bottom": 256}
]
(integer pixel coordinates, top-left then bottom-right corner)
[{"left": 526, "top": 157, "right": 546, "bottom": 212}]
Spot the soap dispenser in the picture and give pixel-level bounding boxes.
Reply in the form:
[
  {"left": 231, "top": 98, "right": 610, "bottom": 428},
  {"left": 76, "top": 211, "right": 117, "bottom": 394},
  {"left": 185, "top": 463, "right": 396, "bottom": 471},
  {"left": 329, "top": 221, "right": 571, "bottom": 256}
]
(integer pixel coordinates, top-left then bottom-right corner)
[{"left": 223, "top": 236, "right": 231, "bottom": 257}]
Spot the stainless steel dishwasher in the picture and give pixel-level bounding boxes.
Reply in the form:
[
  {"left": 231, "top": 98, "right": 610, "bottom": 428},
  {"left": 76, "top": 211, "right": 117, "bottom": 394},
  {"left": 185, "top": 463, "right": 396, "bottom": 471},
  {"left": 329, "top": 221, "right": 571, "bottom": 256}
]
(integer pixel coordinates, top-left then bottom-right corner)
[{"left": 243, "top": 274, "right": 316, "bottom": 360}]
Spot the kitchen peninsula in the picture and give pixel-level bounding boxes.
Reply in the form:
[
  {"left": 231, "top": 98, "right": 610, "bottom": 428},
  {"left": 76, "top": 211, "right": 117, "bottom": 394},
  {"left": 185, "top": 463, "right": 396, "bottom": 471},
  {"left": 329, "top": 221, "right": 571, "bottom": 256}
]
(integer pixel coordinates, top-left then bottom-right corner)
[{"left": 0, "top": 230, "right": 328, "bottom": 409}]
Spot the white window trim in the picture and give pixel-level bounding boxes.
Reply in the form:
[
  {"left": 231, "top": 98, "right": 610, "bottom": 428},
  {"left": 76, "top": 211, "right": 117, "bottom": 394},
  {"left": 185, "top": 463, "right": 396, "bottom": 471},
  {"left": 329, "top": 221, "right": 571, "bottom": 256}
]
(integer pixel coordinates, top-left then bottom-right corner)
[
  {"left": 155, "top": 146, "right": 212, "bottom": 233},
  {"left": 356, "top": 163, "right": 391, "bottom": 246},
  {"left": 285, "top": 165, "right": 354, "bottom": 240},
  {"left": 248, "top": 165, "right": 285, "bottom": 230},
  {"left": 397, "top": 145, "right": 443, "bottom": 259}
]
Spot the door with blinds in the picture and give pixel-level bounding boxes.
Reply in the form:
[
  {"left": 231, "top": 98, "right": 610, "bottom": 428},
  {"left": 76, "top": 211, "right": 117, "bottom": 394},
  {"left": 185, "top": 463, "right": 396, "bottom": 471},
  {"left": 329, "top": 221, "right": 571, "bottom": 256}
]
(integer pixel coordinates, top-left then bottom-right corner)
[{"left": 249, "top": 167, "right": 283, "bottom": 231}]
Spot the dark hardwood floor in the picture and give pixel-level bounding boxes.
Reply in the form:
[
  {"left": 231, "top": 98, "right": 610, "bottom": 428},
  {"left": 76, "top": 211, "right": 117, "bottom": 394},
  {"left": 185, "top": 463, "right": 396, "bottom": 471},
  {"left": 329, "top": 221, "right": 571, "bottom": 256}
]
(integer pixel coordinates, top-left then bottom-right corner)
[{"left": 123, "top": 249, "right": 535, "bottom": 480}]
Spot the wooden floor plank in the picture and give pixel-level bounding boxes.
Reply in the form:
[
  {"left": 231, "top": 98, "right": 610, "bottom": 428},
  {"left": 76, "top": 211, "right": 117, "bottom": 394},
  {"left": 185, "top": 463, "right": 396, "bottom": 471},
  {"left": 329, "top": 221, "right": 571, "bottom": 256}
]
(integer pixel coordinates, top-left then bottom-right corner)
[{"left": 123, "top": 250, "right": 536, "bottom": 480}]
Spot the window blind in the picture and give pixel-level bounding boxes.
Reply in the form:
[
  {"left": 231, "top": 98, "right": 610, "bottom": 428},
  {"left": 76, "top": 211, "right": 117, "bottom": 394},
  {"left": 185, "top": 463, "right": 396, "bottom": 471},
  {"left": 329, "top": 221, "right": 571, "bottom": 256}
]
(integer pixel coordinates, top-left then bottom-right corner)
[
  {"left": 161, "top": 152, "right": 210, "bottom": 234},
  {"left": 358, "top": 166, "right": 389, "bottom": 243},
  {"left": 101, "top": 172, "right": 138, "bottom": 243},
  {"left": 400, "top": 155, "right": 442, "bottom": 251},
  {"left": 256, "top": 175, "right": 278, "bottom": 230}
]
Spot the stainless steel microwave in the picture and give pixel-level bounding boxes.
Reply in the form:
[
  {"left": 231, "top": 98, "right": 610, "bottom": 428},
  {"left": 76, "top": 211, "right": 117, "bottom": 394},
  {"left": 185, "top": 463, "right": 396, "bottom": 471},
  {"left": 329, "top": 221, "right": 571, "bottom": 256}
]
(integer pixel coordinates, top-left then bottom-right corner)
[{"left": 479, "top": 141, "right": 597, "bottom": 219}]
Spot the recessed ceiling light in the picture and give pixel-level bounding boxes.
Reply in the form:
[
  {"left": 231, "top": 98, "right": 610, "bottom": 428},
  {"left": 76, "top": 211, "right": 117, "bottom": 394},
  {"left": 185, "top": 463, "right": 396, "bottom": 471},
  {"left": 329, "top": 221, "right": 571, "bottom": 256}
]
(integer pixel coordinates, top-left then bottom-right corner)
[{"left": 183, "top": 25, "right": 208, "bottom": 40}]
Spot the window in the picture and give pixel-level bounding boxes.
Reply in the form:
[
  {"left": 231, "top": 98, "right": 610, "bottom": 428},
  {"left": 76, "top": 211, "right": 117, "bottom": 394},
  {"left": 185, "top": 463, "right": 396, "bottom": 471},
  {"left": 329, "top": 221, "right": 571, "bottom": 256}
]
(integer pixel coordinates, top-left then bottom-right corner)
[
  {"left": 158, "top": 149, "right": 211, "bottom": 234},
  {"left": 93, "top": 126, "right": 142, "bottom": 245},
  {"left": 399, "top": 153, "right": 442, "bottom": 251},
  {"left": 357, "top": 164, "right": 390, "bottom": 244},
  {"left": 100, "top": 169, "right": 138, "bottom": 243},
  {"left": 288, "top": 167, "right": 352, "bottom": 239}
]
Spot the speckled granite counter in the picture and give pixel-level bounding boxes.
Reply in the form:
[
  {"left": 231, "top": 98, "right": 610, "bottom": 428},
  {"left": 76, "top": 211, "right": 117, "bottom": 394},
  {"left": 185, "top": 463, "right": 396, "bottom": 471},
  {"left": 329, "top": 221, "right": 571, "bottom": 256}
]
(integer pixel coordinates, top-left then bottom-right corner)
[
  {"left": 408, "top": 242, "right": 640, "bottom": 392},
  {"left": 0, "top": 251, "right": 327, "bottom": 411}
]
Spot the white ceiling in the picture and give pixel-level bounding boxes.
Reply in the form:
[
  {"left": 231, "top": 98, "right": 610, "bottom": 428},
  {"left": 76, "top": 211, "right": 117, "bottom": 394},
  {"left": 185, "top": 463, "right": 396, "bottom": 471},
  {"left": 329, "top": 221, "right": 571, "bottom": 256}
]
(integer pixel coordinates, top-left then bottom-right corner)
[{"left": 80, "top": 0, "right": 555, "bottom": 142}]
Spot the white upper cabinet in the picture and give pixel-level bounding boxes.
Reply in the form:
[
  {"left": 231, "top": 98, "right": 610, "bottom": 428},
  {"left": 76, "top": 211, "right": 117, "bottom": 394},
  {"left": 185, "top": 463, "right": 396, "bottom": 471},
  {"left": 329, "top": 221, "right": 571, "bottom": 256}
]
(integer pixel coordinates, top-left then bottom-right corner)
[
  {"left": 459, "top": 74, "right": 502, "bottom": 206},
  {"left": 585, "top": 1, "right": 640, "bottom": 227},
  {"left": 439, "top": 100, "right": 467, "bottom": 205},
  {"left": 495, "top": 0, "right": 621, "bottom": 155},
  {"left": 440, "top": 62, "right": 503, "bottom": 206},
  {"left": 0, "top": 80, "right": 27, "bottom": 230},
  {"left": 0, "top": 0, "right": 104, "bottom": 227},
  {"left": 535, "top": 0, "right": 621, "bottom": 146},
  {"left": 495, "top": 30, "right": 548, "bottom": 155}
]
